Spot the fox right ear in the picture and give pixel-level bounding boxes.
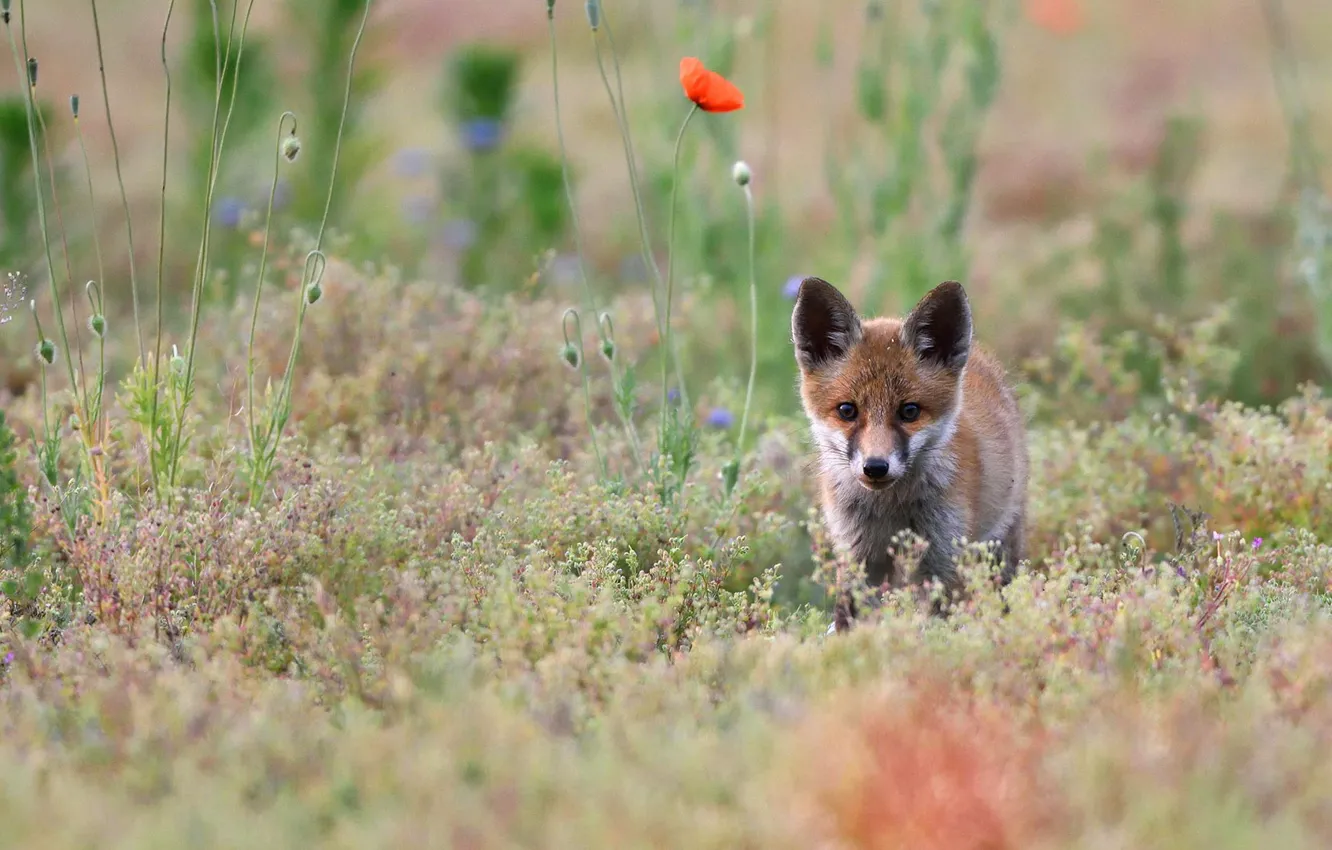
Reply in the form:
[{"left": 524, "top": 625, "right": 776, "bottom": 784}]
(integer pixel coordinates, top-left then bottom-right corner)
[{"left": 792, "top": 277, "right": 862, "bottom": 372}]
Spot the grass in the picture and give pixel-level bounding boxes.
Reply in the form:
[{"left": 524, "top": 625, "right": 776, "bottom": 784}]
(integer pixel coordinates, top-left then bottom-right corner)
[{"left": 1, "top": 0, "right": 1332, "bottom": 846}]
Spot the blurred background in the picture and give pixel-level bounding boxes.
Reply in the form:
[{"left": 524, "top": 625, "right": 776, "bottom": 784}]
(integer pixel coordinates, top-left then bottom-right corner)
[{"left": 1, "top": 0, "right": 1331, "bottom": 422}]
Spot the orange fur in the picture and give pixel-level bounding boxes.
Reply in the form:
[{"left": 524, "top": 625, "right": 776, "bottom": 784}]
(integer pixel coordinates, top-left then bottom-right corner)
[{"left": 792, "top": 278, "right": 1028, "bottom": 627}]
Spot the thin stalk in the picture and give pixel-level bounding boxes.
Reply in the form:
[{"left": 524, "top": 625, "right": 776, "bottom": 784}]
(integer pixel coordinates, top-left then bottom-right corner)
[
  {"left": 84, "top": 280, "right": 110, "bottom": 517},
  {"left": 171, "top": 0, "right": 260, "bottom": 489},
  {"left": 147, "top": 0, "right": 178, "bottom": 490},
  {"left": 660, "top": 103, "right": 698, "bottom": 435},
  {"left": 259, "top": 0, "right": 373, "bottom": 469},
  {"left": 599, "top": 6, "right": 690, "bottom": 409},
  {"left": 6, "top": 6, "right": 75, "bottom": 399},
  {"left": 735, "top": 182, "right": 758, "bottom": 458},
  {"left": 89, "top": 0, "right": 144, "bottom": 363},
  {"left": 246, "top": 111, "right": 296, "bottom": 498},
  {"left": 564, "top": 308, "right": 608, "bottom": 480},
  {"left": 548, "top": 10, "right": 643, "bottom": 467},
  {"left": 73, "top": 111, "right": 106, "bottom": 303},
  {"left": 33, "top": 89, "right": 90, "bottom": 402},
  {"left": 313, "top": 0, "right": 373, "bottom": 252},
  {"left": 589, "top": 26, "right": 689, "bottom": 410}
]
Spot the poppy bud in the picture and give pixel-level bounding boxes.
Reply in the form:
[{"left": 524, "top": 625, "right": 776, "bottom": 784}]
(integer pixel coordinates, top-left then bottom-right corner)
[
  {"left": 732, "top": 160, "right": 751, "bottom": 187},
  {"left": 281, "top": 134, "right": 301, "bottom": 163},
  {"left": 35, "top": 339, "right": 56, "bottom": 365},
  {"left": 560, "top": 342, "right": 581, "bottom": 370}
]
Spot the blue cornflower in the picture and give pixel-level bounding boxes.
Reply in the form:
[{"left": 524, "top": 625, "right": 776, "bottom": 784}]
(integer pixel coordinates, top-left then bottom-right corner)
[
  {"left": 213, "top": 197, "right": 245, "bottom": 229},
  {"left": 460, "top": 118, "right": 505, "bottom": 154},
  {"left": 783, "top": 275, "right": 803, "bottom": 299},
  {"left": 706, "top": 407, "right": 735, "bottom": 429}
]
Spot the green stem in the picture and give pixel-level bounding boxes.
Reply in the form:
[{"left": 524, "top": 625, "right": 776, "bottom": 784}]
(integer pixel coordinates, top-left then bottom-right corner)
[
  {"left": 600, "top": 7, "right": 691, "bottom": 408},
  {"left": 5, "top": 5, "right": 79, "bottom": 410},
  {"left": 661, "top": 103, "right": 698, "bottom": 434},
  {"left": 148, "top": 0, "right": 178, "bottom": 491},
  {"left": 255, "top": 0, "right": 373, "bottom": 498},
  {"left": 89, "top": 0, "right": 144, "bottom": 364},
  {"left": 549, "top": 11, "right": 643, "bottom": 469},
  {"left": 33, "top": 86, "right": 89, "bottom": 415},
  {"left": 564, "top": 308, "right": 607, "bottom": 480},
  {"left": 246, "top": 111, "right": 297, "bottom": 503},
  {"left": 736, "top": 183, "right": 758, "bottom": 459}
]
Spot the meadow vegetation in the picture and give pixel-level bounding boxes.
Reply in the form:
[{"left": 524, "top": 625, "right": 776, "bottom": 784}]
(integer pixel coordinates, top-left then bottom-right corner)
[{"left": 2, "top": 0, "right": 1332, "bottom": 846}]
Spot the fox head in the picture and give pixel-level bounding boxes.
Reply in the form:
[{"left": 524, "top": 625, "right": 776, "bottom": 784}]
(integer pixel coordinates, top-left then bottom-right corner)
[{"left": 791, "top": 277, "right": 973, "bottom": 492}]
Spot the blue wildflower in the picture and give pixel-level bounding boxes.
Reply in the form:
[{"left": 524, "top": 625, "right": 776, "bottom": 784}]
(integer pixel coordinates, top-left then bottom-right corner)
[
  {"left": 706, "top": 407, "right": 735, "bottom": 429},
  {"left": 460, "top": 118, "right": 505, "bottom": 154},
  {"left": 213, "top": 196, "right": 245, "bottom": 229},
  {"left": 667, "top": 388, "right": 681, "bottom": 406},
  {"left": 1252, "top": 537, "right": 1263, "bottom": 551},
  {"left": 783, "top": 275, "right": 803, "bottom": 299}
]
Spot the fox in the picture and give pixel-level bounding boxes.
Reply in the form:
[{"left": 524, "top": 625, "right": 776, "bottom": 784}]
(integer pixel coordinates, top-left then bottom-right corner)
[{"left": 790, "top": 277, "right": 1028, "bottom": 631}]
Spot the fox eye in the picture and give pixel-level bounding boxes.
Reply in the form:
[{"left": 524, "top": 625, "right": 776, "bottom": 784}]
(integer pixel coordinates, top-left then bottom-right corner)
[
  {"left": 836, "top": 402, "right": 858, "bottom": 421},
  {"left": 899, "top": 402, "right": 921, "bottom": 422}
]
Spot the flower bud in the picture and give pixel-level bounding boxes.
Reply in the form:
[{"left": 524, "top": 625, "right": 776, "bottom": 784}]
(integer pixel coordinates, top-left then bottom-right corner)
[
  {"left": 600, "top": 338, "right": 615, "bottom": 362},
  {"left": 35, "top": 339, "right": 55, "bottom": 365},
  {"left": 306, "top": 282, "right": 322, "bottom": 304},
  {"left": 26, "top": 57, "right": 36, "bottom": 88},
  {"left": 70, "top": 94, "right": 79, "bottom": 119},
  {"left": 585, "top": 0, "right": 599, "bottom": 30},
  {"left": 721, "top": 459, "right": 740, "bottom": 497},
  {"left": 559, "top": 342, "right": 581, "bottom": 370},
  {"left": 88, "top": 313, "right": 106, "bottom": 338},
  {"left": 281, "top": 134, "right": 301, "bottom": 163},
  {"left": 169, "top": 344, "right": 186, "bottom": 378},
  {"left": 732, "top": 160, "right": 751, "bottom": 187}
]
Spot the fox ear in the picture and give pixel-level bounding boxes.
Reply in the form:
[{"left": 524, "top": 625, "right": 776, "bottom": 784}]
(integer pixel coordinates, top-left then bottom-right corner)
[
  {"left": 792, "top": 277, "right": 862, "bottom": 372},
  {"left": 902, "top": 280, "right": 972, "bottom": 372}
]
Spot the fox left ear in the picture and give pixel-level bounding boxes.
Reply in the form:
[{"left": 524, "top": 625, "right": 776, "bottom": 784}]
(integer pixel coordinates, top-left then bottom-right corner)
[{"left": 902, "top": 280, "right": 972, "bottom": 372}]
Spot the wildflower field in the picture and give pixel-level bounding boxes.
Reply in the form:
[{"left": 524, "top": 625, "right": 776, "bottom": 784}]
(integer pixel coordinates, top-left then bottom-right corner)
[{"left": 3, "top": 0, "right": 1332, "bottom": 846}]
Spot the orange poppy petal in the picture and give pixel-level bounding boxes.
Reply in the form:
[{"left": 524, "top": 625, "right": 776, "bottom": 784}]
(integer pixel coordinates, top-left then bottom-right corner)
[
  {"left": 678, "top": 56, "right": 745, "bottom": 113},
  {"left": 699, "top": 72, "right": 744, "bottom": 112},
  {"left": 679, "top": 57, "right": 710, "bottom": 102}
]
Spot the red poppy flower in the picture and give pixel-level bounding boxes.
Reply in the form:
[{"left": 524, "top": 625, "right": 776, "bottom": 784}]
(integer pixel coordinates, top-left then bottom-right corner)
[
  {"left": 679, "top": 57, "right": 744, "bottom": 113},
  {"left": 1024, "top": 0, "right": 1083, "bottom": 35}
]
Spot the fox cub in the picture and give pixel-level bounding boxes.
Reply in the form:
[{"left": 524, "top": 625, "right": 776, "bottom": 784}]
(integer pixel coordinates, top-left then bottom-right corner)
[{"left": 791, "top": 277, "right": 1028, "bottom": 630}]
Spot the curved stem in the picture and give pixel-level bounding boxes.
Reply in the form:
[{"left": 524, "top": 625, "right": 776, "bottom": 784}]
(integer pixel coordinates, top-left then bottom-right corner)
[
  {"left": 246, "top": 111, "right": 297, "bottom": 497},
  {"left": 549, "top": 12, "right": 643, "bottom": 469}
]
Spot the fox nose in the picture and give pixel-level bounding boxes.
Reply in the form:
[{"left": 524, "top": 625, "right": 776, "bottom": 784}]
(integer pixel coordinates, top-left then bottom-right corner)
[{"left": 862, "top": 457, "right": 891, "bottom": 480}]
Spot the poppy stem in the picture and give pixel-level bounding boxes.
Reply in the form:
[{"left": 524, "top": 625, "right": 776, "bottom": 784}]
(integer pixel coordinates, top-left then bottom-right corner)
[
  {"left": 736, "top": 182, "right": 758, "bottom": 463},
  {"left": 661, "top": 102, "right": 699, "bottom": 433},
  {"left": 549, "top": 12, "right": 644, "bottom": 473}
]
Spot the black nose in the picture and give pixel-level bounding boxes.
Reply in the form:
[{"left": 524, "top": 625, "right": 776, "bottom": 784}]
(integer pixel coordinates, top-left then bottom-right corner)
[{"left": 862, "top": 457, "right": 891, "bottom": 480}]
